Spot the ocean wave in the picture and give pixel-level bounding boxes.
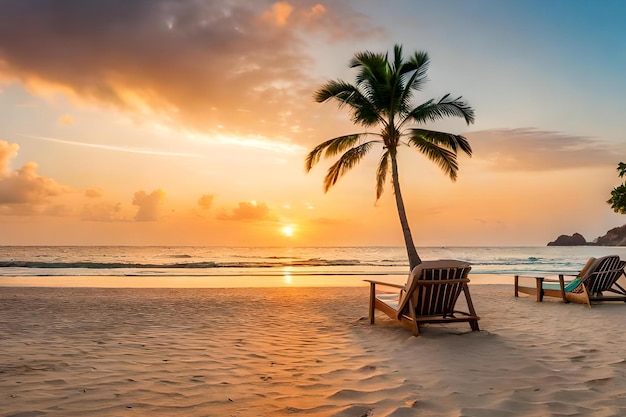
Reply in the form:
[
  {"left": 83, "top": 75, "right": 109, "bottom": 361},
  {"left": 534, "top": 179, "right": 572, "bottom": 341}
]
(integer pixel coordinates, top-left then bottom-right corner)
[
  {"left": 0, "top": 258, "right": 397, "bottom": 269},
  {"left": 467, "top": 258, "right": 573, "bottom": 266}
]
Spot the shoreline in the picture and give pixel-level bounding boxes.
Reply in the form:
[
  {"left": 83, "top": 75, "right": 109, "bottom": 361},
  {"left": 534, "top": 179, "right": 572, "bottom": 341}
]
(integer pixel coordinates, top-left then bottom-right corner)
[
  {"left": 3, "top": 285, "right": 626, "bottom": 416},
  {"left": 0, "top": 273, "right": 510, "bottom": 288}
]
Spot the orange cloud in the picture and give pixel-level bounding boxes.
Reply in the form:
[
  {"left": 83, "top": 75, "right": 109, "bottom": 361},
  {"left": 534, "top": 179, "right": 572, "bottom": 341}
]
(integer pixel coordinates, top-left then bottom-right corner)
[
  {"left": 58, "top": 114, "right": 74, "bottom": 126},
  {"left": 0, "top": 140, "right": 19, "bottom": 174},
  {"left": 309, "top": 4, "right": 326, "bottom": 17},
  {"left": 0, "top": 161, "right": 66, "bottom": 204},
  {"left": 81, "top": 201, "right": 123, "bottom": 222},
  {"left": 198, "top": 194, "right": 214, "bottom": 210},
  {"left": 467, "top": 128, "right": 621, "bottom": 171},
  {"left": 218, "top": 201, "right": 278, "bottom": 221},
  {"left": 0, "top": 140, "right": 68, "bottom": 211},
  {"left": 262, "top": 1, "right": 293, "bottom": 26},
  {"left": 84, "top": 188, "right": 102, "bottom": 198},
  {"left": 132, "top": 189, "right": 165, "bottom": 221}
]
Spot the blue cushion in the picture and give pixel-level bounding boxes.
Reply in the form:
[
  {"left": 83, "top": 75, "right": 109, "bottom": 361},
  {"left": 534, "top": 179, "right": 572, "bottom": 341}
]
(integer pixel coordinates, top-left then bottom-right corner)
[
  {"left": 542, "top": 282, "right": 561, "bottom": 291},
  {"left": 564, "top": 278, "right": 581, "bottom": 292},
  {"left": 542, "top": 278, "right": 581, "bottom": 293}
]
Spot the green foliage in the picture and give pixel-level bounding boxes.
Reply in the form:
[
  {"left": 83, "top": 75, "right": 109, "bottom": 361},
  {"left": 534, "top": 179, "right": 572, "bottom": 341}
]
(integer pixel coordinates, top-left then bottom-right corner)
[
  {"left": 608, "top": 162, "right": 626, "bottom": 214},
  {"left": 306, "top": 44, "right": 474, "bottom": 198}
]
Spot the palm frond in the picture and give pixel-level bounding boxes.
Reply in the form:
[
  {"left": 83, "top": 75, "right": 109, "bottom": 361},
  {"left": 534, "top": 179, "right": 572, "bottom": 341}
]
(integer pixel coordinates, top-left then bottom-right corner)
[
  {"left": 314, "top": 80, "right": 382, "bottom": 126},
  {"left": 305, "top": 134, "right": 366, "bottom": 172},
  {"left": 324, "top": 134, "right": 368, "bottom": 158},
  {"left": 350, "top": 50, "right": 395, "bottom": 118},
  {"left": 376, "top": 150, "right": 390, "bottom": 200},
  {"left": 391, "top": 44, "right": 404, "bottom": 74},
  {"left": 351, "top": 51, "right": 388, "bottom": 93},
  {"left": 396, "top": 51, "right": 429, "bottom": 115},
  {"left": 407, "top": 129, "right": 472, "bottom": 157},
  {"left": 402, "top": 51, "right": 430, "bottom": 91},
  {"left": 323, "top": 141, "right": 376, "bottom": 192},
  {"left": 387, "top": 45, "right": 406, "bottom": 118},
  {"left": 407, "top": 94, "right": 475, "bottom": 126},
  {"left": 350, "top": 51, "right": 388, "bottom": 83},
  {"left": 350, "top": 51, "right": 385, "bottom": 69},
  {"left": 305, "top": 138, "right": 335, "bottom": 172},
  {"left": 314, "top": 80, "right": 360, "bottom": 105},
  {"left": 407, "top": 136, "right": 460, "bottom": 181}
]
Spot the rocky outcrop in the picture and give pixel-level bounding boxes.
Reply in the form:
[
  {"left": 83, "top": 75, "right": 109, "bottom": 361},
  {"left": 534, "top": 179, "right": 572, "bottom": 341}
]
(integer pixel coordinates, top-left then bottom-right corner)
[
  {"left": 549, "top": 224, "right": 626, "bottom": 246},
  {"left": 547, "top": 233, "right": 588, "bottom": 246},
  {"left": 595, "top": 224, "right": 626, "bottom": 246}
]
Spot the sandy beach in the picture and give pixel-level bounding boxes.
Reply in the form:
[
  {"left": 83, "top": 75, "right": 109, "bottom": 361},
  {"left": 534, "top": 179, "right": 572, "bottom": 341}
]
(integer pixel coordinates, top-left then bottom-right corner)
[{"left": 2, "top": 283, "right": 626, "bottom": 416}]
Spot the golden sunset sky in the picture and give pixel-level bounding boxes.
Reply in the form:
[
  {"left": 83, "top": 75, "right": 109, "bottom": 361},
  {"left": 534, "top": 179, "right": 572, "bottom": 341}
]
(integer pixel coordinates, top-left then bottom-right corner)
[{"left": 0, "top": 0, "right": 625, "bottom": 246}]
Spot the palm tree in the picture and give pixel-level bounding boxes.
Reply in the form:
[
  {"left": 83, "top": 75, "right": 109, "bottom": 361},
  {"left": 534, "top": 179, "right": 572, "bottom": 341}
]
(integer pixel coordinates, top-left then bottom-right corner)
[{"left": 305, "top": 44, "right": 475, "bottom": 270}]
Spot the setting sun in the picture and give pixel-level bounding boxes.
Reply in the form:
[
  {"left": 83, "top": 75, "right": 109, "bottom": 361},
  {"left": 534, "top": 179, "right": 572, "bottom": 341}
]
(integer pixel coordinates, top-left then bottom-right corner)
[{"left": 281, "top": 225, "right": 295, "bottom": 237}]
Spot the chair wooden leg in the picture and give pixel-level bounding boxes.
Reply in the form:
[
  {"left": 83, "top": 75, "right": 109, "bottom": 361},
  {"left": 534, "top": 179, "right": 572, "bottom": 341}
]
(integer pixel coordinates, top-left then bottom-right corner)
[
  {"left": 536, "top": 277, "right": 544, "bottom": 302},
  {"left": 462, "top": 284, "right": 478, "bottom": 316},
  {"left": 409, "top": 299, "right": 420, "bottom": 336},
  {"left": 514, "top": 275, "right": 519, "bottom": 297},
  {"left": 558, "top": 274, "right": 568, "bottom": 303},
  {"left": 369, "top": 282, "right": 376, "bottom": 324}
]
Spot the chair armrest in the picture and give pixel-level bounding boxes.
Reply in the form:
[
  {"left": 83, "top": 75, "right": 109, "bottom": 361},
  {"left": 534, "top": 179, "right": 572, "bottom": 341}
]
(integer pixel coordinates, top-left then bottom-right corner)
[
  {"left": 515, "top": 275, "right": 543, "bottom": 279},
  {"left": 414, "top": 278, "right": 470, "bottom": 285},
  {"left": 514, "top": 274, "right": 568, "bottom": 302},
  {"left": 517, "top": 274, "right": 574, "bottom": 283},
  {"left": 366, "top": 279, "right": 404, "bottom": 325},
  {"left": 517, "top": 274, "right": 575, "bottom": 279},
  {"left": 514, "top": 275, "right": 544, "bottom": 285},
  {"left": 363, "top": 279, "right": 405, "bottom": 289},
  {"left": 557, "top": 274, "right": 579, "bottom": 282}
]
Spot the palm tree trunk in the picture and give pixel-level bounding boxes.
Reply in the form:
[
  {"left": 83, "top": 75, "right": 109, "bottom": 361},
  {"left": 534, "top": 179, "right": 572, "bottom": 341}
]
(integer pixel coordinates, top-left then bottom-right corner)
[{"left": 390, "top": 151, "right": 422, "bottom": 270}]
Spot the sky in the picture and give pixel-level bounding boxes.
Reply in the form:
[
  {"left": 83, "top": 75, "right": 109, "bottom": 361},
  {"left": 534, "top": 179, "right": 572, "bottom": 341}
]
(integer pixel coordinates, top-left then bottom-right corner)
[{"left": 0, "top": 0, "right": 625, "bottom": 247}]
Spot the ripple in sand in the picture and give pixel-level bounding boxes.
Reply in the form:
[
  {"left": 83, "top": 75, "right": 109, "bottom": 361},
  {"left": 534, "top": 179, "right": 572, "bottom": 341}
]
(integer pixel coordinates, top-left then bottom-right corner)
[
  {"left": 585, "top": 376, "right": 613, "bottom": 386},
  {"left": 329, "top": 405, "right": 373, "bottom": 417},
  {"left": 43, "top": 379, "right": 67, "bottom": 385},
  {"left": 294, "top": 382, "right": 332, "bottom": 390},
  {"left": 328, "top": 387, "right": 413, "bottom": 404}
]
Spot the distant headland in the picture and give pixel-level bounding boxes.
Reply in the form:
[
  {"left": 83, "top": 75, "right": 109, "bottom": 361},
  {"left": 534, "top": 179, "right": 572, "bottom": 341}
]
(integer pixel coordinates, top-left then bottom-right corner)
[{"left": 548, "top": 224, "right": 626, "bottom": 246}]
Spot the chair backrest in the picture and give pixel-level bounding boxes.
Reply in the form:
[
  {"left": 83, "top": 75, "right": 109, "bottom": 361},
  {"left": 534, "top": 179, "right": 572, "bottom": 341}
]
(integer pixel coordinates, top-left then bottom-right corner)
[
  {"left": 399, "top": 260, "right": 472, "bottom": 318},
  {"left": 577, "top": 257, "right": 596, "bottom": 278},
  {"left": 576, "top": 255, "right": 625, "bottom": 295}
]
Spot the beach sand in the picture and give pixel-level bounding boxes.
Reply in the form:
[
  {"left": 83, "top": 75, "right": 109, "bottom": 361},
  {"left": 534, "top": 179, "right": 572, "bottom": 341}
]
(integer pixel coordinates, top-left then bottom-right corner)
[{"left": 2, "top": 284, "right": 626, "bottom": 416}]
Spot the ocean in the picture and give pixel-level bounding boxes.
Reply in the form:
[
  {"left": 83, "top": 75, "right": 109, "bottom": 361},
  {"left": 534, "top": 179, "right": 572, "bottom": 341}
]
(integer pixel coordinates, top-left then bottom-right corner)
[{"left": 2, "top": 246, "right": 626, "bottom": 286}]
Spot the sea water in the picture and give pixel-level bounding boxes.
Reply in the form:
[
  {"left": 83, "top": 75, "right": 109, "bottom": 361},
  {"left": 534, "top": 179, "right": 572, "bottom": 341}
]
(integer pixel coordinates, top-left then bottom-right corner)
[{"left": 2, "top": 246, "right": 626, "bottom": 284}]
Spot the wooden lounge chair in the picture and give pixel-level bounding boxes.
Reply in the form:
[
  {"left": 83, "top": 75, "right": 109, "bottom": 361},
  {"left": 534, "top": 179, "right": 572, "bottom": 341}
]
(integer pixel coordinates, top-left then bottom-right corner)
[
  {"left": 514, "top": 255, "right": 626, "bottom": 307},
  {"left": 564, "top": 256, "right": 626, "bottom": 307},
  {"left": 365, "top": 260, "right": 480, "bottom": 336},
  {"left": 514, "top": 257, "right": 597, "bottom": 303}
]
